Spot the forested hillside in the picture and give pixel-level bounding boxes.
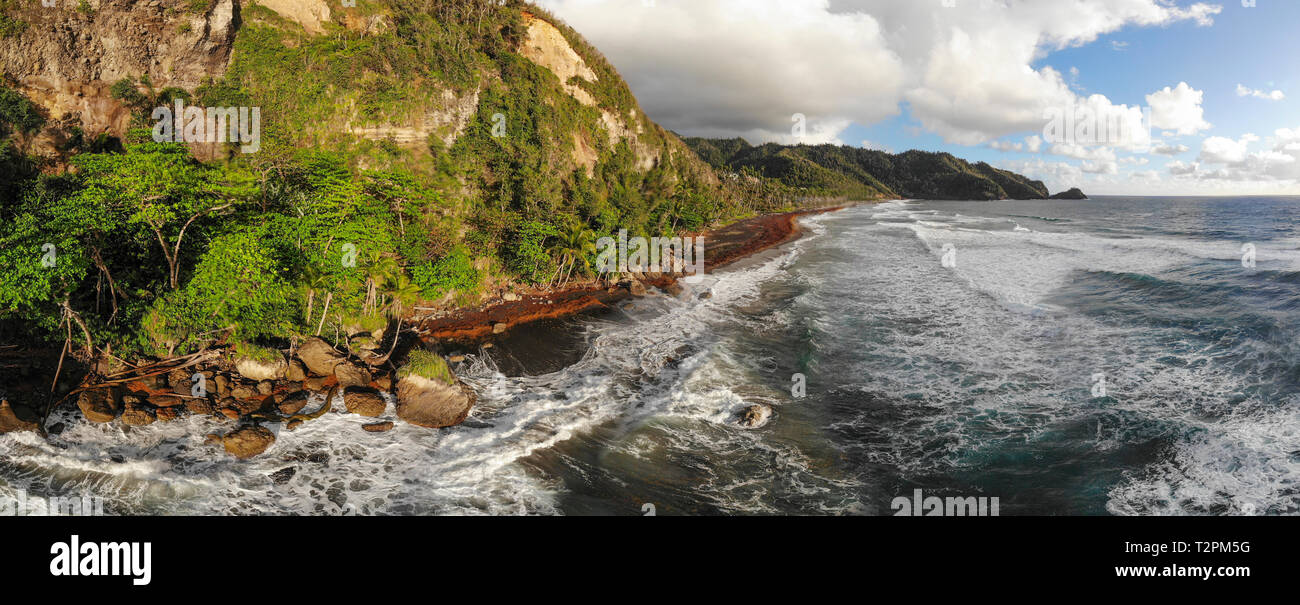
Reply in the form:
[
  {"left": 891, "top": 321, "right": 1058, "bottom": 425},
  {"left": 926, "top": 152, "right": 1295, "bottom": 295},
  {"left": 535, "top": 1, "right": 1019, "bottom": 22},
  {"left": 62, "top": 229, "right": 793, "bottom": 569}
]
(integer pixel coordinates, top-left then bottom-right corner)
[{"left": 683, "top": 137, "right": 1052, "bottom": 201}]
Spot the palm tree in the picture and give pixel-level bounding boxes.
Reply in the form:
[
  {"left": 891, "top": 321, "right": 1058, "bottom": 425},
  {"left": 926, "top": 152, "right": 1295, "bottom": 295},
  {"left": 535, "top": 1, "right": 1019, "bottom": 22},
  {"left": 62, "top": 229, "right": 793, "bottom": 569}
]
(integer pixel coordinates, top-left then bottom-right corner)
[
  {"left": 363, "top": 251, "right": 400, "bottom": 316},
  {"left": 547, "top": 222, "right": 597, "bottom": 288}
]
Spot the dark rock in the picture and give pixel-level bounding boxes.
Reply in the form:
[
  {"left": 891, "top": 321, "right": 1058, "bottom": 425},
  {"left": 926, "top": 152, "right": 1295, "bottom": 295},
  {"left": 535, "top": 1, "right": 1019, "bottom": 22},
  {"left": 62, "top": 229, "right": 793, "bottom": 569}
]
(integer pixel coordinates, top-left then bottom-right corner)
[
  {"left": 277, "top": 392, "right": 309, "bottom": 416},
  {"left": 155, "top": 407, "right": 182, "bottom": 422},
  {"left": 269, "top": 467, "right": 296, "bottom": 484},
  {"left": 737, "top": 404, "right": 772, "bottom": 428},
  {"left": 121, "top": 404, "right": 156, "bottom": 426},
  {"left": 1049, "top": 187, "right": 1088, "bottom": 200},
  {"left": 185, "top": 397, "right": 215, "bottom": 416}
]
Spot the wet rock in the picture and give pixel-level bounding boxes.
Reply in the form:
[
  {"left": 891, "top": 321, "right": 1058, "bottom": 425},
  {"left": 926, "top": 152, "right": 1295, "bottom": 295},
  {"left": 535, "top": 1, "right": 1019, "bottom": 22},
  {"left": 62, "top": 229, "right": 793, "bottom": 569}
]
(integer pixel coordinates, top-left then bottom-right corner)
[
  {"left": 0, "top": 399, "right": 39, "bottom": 434},
  {"left": 278, "top": 392, "right": 309, "bottom": 416},
  {"left": 628, "top": 280, "right": 647, "bottom": 297},
  {"left": 665, "top": 282, "right": 684, "bottom": 297},
  {"left": 77, "top": 389, "right": 121, "bottom": 423},
  {"left": 234, "top": 353, "right": 287, "bottom": 382},
  {"left": 343, "top": 388, "right": 386, "bottom": 417},
  {"left": 395, "top": 374, "right": 476, "bottom": 429},
  {"left": 737, "top": 404, "right": 772, "bottom": 428},
  {"left": 269, "top": 467, "right": 296, "bottom": 484},
  {"left": 286, "top": 419, "right": 304, "bottom": 431},
  {"left": 221, "top": 425, "right": 275, "bottom": 459},
  {"left": 362, "top": 421, "right": 395, "bottom": 433},
  {"left": 334, "top": 362, "right": 371, "bottom": 389},
  {"left": 698, "top": 291, "right": 713, "bottom": 300},
  {"left": 155, "top": 407, "right": 182, "bottom": 422},
  {"left": 287, "top": 360, "right": 308, "bottom": 382},
  {"left": 492, "top": 322, "right": 508, "bottom": 334},
  {"left": 121, "top": 404, "right": 156, "bottom": 426},
  {"left": 297, "top": 337, "right": 346, "bottom": 377}
]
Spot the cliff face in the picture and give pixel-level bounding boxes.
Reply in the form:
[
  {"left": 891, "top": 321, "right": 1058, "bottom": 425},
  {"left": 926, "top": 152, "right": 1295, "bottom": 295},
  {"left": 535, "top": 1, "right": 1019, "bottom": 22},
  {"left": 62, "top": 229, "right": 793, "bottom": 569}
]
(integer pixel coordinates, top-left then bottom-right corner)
[{"left": 0, "top": 0, "right": 239, "bottom": 154}]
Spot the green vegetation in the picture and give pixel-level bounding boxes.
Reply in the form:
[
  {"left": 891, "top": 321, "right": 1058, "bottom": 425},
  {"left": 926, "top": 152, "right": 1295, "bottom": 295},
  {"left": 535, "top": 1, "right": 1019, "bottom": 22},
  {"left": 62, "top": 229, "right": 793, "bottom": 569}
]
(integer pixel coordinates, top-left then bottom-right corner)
[
  {"left": 0, "top": 0, "right": 1054, "bottom": 363},
  {"left": 234, "top": 341, "right": 282, "bottom": 364},
  {"left": 397, "top": 349, "right": 456, "bottom": 386},
  {"left": 0, "top": 13, "right": 25, "bottom": 38},
  {"left": 683, "top": 138, "right": 1050, "bottom": 201}
]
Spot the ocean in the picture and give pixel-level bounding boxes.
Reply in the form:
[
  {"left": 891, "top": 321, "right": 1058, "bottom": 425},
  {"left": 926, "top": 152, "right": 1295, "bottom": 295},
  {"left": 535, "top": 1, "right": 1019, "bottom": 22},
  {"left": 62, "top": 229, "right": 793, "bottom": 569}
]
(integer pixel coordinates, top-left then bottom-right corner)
[{"left": 4, "top": 197, "right": 1299, "bottom": 515}]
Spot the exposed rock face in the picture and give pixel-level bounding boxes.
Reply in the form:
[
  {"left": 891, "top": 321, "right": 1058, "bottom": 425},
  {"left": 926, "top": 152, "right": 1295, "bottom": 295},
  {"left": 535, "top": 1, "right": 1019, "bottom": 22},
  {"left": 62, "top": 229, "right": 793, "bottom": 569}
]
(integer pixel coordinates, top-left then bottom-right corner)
[
  {"left": 0, "top": 399, "right": 40, "bottom": 434},
  {"left": 77, "top": 389, "right": 121, "bottom": 423},
  {"left": 234, "top": 354, "right": 288, "bottom": 382},
  {"left": 520, "top": 16, "right": 598, "bottom": 106},
  {"left": 256, "top": 0, "right": 330, "bottom": 35},
  {"left": 297, "top": 337, "right": 346, "bottom": 377},
  {"left": 343, "top": 388, "right": 386, "bottom": 417},
  {"left": 0, "top": 0, "right": 240, "bottom": 158},
  {"left": 395, "top": 374, "right": 476, "bottom": 429},
  {"left": 220, "top": 425, "right": 275, "bottom": 459},
  {"left": 737, "top": 404, "right": 772, "bottom": 428}
]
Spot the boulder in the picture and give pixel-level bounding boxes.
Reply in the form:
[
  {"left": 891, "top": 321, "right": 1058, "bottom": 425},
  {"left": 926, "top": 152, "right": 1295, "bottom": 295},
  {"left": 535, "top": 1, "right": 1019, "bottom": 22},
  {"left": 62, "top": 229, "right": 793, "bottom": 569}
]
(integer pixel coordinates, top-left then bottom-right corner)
[
  {"left": 334, "top": 362, "right": 372, "bottom": 389},
  {"left": 628, "top": 280, "right": 647, "bottom": 297},
  {"left": 0, "top": 399, "right": 39, "bottom": 434},
  {"left": 256, "top": 381, "right": 273, "bottom": 395},
  {"left": 395, "top": 374, "right": 476, "bottom": 428},
  {"left": 343, "top": 388, "right": 386, "bottom": 417},
  {"left": 297, "top": 337, "right": 346, "bottom": 377},
  {"left": 77, "top": 389, "right": 120, "bottom": 423},
  {"left": 665, "top": 282, "right": 684, "bottom": 298},
  {"left": 167, "top": 368, "right": 193, "bottom": 396},
  {"left": 737, "top": 404, "right": 772, "bottom": 428},
  {"left": 287, "top": 360, "right": 308, "bottom": 382},
  {"left": 230, "top": 384, "right": 257, "bottom": 401},
  {"left": 373, "top": 374, "right": 392, "bottom": 391},
  {"left": 121, "top": 404, "right": 156, "bottom": 426},
  {"left": 277, "top": 392, "right": 309, "bottom": 416},
  {"left": 221, "top": 426, "right": 276, "bottom": 459},
  {"left": 184, "top": 397, "right": 215, "bottom": 416},
  {"left": 155, "top": 407, "right": 182, "bottom": 422},
  {"left": 148, "top": 395, "right": 185, "bottom": 408},
  {"left": 363, "top": 421, "right": 395, "bottom": 433},
  {"left": 234, "top": 353, "right": 287, "bottom": 382},
  {"left": 304, "top": 377, "right": 327, "bottom": 392},
  {"left": 214, "top": 374, "right": 231, "bottom": 399}
]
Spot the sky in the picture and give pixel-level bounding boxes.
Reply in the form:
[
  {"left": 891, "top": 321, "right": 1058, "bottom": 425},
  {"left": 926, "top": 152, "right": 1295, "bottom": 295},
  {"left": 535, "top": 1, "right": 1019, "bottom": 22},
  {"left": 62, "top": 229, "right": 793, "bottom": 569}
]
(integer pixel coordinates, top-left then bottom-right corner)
[{"left": 535, "top": 0, "right": 1300, "bottom": 195}]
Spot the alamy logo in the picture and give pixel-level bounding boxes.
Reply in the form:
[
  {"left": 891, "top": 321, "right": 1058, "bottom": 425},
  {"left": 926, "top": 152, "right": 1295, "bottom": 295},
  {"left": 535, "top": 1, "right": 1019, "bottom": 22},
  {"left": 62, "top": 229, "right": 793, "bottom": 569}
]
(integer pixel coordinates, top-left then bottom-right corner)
[
  {"left": 50, "top": 535, "right": 151, "bottom": 586},
  {"left": 151, "top": 100, "right": 261, "bottom": 153},
  {"left": 940, "top": 243, "right": 957, "bottom": 268},
  {"left": 596, "top": 230, "right": 705, "bottom": 284},
  {"left": 1241, "top": 243, "right": 1256, "bottom": 268},
  {"left": 892, "top": 489, "right": 999, "bottom": 516},
  {"left": 2, "top": 489, "right": 104, "bottom": 516}
]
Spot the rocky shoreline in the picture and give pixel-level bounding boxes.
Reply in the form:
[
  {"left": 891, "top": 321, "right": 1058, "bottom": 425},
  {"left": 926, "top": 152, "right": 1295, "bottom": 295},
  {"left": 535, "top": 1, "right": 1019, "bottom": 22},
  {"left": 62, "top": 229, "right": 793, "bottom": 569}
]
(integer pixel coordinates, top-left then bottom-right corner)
[{"left": 0, "top": 206, "right": 848, "bottom": 457}]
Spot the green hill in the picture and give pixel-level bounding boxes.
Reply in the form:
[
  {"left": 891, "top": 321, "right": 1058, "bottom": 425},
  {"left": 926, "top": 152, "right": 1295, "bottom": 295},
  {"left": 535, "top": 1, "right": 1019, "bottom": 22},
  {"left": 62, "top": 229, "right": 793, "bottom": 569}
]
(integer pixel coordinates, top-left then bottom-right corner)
[{"left": 682, "top": 137, "right": 1050, "bottom": 201}]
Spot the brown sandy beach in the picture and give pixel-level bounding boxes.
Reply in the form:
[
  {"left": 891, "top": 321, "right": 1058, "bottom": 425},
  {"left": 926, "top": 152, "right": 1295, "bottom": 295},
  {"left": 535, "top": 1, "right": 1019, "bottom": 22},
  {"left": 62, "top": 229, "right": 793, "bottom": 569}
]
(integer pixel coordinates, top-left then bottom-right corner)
[{"left": 412, "top": 205, "right": 848, "bottom": 347}]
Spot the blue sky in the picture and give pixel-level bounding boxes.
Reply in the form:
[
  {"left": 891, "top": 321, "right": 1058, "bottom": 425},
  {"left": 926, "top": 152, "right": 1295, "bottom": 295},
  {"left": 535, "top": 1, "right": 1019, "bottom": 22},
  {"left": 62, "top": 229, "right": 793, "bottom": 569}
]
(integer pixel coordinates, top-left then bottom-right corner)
[{"left": 543, "top": 0, "right": 1300, "bottom": 195}]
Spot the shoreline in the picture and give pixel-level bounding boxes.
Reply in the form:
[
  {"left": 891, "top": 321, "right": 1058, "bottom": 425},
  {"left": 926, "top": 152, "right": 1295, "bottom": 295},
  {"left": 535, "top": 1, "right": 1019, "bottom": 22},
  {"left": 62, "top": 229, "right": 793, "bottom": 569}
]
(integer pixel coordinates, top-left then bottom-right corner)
[{"left": 411, "top": 205, "right": 851, "bottom": 347}]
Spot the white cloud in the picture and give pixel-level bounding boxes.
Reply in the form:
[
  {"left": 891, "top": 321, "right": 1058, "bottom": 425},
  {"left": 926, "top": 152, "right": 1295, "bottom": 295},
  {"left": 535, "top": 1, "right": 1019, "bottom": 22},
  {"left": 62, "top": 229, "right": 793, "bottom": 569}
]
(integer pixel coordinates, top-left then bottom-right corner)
[
  {"left": 1146, "top": 82, "right": 1212, "bottom": 136},
  {"left": 1151, "top": 143, "right": 1190, "bottom": 155},
  {"left": 537, "top": 0, "right": 1221, "bottom": 144},
  {"left": 1199, "top": 135, "right": 1253, "bottom": 164},
  {"left": 1236, "top": 84, "right": 1285, "bottom": 101}
]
